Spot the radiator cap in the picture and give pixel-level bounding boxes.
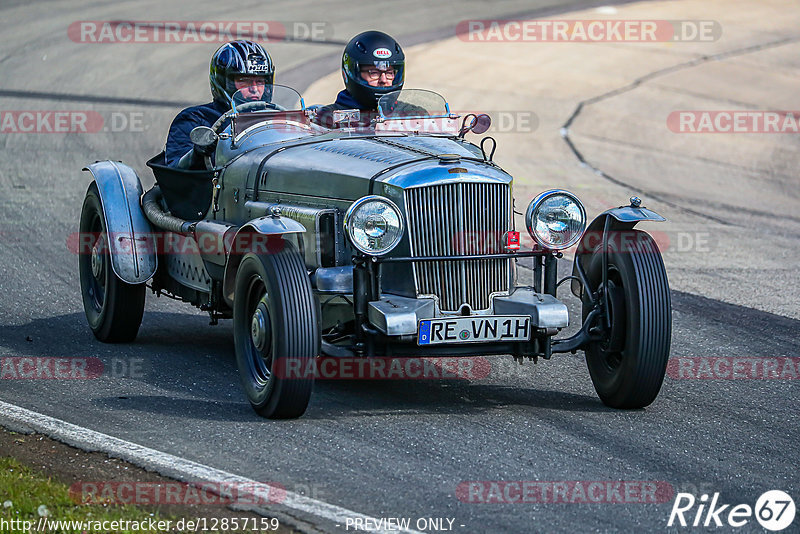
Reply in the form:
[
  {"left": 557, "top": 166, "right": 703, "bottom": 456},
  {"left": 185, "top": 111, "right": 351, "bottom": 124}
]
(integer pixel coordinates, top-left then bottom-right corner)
[{"left": 438, "top": 153, "right": 461, "bottom": 164}]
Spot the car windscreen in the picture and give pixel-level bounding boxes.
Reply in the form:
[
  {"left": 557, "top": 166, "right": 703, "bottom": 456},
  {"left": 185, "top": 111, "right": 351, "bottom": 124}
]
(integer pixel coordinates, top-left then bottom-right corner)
[
  {"left": 375, "top": 89, "right": 458, "bottom": 134},
  {"left": 377, "top": 89, "right": 450, "bottom": 119}
]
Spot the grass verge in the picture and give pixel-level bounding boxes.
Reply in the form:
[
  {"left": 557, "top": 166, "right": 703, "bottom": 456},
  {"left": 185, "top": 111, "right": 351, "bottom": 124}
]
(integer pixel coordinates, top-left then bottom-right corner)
[{"left": 0, "top": 455, "right": 181, "bottom": 533}]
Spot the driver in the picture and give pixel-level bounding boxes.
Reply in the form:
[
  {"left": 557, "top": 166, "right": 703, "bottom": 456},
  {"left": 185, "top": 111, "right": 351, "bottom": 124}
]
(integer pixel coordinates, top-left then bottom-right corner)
[
  {"left": 165, "top": 40, "right": 275, "bottom": 167},
  {"left": 313, "top": 31, "right": 405, "bottom": 128}
]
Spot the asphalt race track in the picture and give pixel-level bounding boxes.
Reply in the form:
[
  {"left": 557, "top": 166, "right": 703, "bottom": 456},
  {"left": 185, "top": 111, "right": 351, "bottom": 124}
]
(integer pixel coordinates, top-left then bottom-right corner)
[{"left": 1, "top": 0, "right": 798, "bottom": 533}]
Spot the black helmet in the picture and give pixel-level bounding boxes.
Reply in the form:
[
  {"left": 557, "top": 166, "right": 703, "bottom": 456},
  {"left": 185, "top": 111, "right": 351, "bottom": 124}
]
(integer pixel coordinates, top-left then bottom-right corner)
[
  {"left": 342, "top": 31, "right": 405, "bottom": 109},
  {"left": 209, "top": 40, "right": 274, "bottom": 104}
]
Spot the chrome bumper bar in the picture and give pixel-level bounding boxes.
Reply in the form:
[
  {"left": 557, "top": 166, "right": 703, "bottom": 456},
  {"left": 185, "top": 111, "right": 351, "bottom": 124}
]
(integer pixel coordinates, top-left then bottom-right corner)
[{"left": 368, "top": 287, "right": 569, "bottom": 336}]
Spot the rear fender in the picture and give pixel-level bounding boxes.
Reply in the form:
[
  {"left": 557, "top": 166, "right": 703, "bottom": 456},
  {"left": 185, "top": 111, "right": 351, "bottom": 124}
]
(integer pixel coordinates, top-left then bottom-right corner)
[
  {"left": 83, "top": 161, "right": 157, "bottom": 284},
  {"left": 222, "top": 216, "right": 306, "bottom": 305},
  {"left": 571, "top": 205, "right": 666, "bottom": 298}
]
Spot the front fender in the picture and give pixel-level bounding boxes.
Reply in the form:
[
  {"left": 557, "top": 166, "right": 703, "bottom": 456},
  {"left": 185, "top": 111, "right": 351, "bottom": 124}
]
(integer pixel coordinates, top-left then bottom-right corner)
[
  {"left": 570, "top": 204, "right": 666, "bottom": 297},
  {"left": 83, "top": 161, "right": 157, "bottom": 284},
  {"left": 222, "top": 216, "right": 306, "bottom": 305}
]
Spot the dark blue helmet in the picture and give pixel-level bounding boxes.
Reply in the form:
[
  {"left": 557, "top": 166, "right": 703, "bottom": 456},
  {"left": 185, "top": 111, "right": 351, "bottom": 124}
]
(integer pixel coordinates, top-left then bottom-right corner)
[
  {"left": 342, "top": 31, "right": 405, "bottom": 109},
  {"left": 209, "top": 40, "right": 274, "bottom": 104}
]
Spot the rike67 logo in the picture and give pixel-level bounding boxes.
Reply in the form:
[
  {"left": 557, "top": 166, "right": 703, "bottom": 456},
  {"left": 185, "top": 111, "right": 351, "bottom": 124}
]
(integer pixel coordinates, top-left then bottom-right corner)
[{"left": 668, "top": 490, "right": 796, "bottom": 531}]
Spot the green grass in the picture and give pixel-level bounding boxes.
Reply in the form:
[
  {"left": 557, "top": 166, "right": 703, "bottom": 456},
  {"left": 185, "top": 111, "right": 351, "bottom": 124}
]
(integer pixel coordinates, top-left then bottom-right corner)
[{"left": 0, "top": 456, "right": 178, "bottom": 533}]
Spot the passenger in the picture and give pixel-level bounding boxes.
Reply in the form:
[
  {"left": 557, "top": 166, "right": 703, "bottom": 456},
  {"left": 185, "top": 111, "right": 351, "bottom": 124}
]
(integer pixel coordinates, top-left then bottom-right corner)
[
  {"left": 314, "top": 31, "right": 405, "bottom": 128},
  {"left": 165, "top": 40, "right": 274, "bottom": 167}
]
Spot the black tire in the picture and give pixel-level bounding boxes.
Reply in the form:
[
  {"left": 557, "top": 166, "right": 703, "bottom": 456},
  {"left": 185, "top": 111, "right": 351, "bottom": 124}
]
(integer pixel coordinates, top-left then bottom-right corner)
[
  {"left": 581, "top": 229, "right": 671, "bottom": 408},
  {"left": 78, "top": 183, "right": 146, "bottom": 342},
  {"left": 233, "top": 240, "right": 319, "bottom": 419}
]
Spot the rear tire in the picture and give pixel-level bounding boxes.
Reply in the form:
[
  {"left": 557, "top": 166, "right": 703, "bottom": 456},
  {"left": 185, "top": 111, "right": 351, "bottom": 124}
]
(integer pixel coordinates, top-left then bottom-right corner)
[
  {"left": 233, "top": 240, "right": 318, "bottom": 419},
  {"left": 581, "top": 230, "right": 671, "bottom": 408},
  {"left": 78, "top": 184, "right": 146, "bottom": 342}
]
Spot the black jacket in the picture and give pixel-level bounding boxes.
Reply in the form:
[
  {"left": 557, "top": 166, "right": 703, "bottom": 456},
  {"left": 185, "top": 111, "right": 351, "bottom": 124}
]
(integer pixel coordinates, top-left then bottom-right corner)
[{"left": 165, "top": 100, "right": 229, "bottom": 166}]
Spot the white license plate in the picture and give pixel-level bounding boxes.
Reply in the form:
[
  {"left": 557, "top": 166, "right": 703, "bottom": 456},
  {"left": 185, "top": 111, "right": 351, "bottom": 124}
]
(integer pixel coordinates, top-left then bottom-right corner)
[{"left": 417, "top": 316, "right": 531, "bottom": 345}]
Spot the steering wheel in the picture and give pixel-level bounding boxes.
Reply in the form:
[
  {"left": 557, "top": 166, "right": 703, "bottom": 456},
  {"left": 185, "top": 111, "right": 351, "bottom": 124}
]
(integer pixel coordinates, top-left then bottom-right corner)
[{"left": 210, "top": 101, "right": 286, "bottom": 134}]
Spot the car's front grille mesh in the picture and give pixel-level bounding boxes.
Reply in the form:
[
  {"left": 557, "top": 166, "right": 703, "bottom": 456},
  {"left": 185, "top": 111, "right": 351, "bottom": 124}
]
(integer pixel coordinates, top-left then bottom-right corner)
[{"left": 404, "top": 182, "right": 512, "bottom": 312}]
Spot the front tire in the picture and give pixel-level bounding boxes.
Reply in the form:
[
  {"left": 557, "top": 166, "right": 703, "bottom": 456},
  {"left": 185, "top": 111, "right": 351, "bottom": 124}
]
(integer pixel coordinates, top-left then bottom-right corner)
[
  {"left": 78, "top": 183, "right": 146, "bottom": 342},
  {"left": 233, "top": 240, "right": 319, "bottom": 419},
  {"left": 581, "top": 229, "right": 671, "bottom": 408}
]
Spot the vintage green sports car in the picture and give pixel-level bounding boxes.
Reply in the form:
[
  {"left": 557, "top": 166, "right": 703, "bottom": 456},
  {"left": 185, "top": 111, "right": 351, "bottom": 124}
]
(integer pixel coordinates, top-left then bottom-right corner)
[{"left": 79, "top": 85, "right": 671, "bottom": 418}]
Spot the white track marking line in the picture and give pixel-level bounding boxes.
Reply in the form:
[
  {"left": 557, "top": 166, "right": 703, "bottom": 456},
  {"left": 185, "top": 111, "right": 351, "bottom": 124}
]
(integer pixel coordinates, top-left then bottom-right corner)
[{"left": 0, "top": 400, "right": 423, "bottom": 534}]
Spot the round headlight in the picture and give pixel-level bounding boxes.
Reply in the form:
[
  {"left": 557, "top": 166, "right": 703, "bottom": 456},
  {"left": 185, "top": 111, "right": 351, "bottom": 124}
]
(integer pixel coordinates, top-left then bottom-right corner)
[
  {"left": 525, "top": 190, "right": 586, "bottom": 250},
  {"left": 344, "top": 196, "right": 404, "bottom": 256}
]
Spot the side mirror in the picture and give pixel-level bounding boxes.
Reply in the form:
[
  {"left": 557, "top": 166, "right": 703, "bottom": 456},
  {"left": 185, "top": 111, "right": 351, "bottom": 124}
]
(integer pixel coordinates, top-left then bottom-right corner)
[
  {"left": 189, "top": 126, "right": 219, "bottom": 152},
  {"left": 472, "top": 114, "right": 491, "bottom": 134},
  {"left": 458, "top": 113, "right": 492, "bottom": 137}
]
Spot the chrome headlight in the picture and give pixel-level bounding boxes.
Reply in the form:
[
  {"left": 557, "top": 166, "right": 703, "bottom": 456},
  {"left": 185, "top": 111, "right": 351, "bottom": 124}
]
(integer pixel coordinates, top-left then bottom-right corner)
[
  {"left": 525, "top": 190, "right": 586, "bottom": 250},
  {"left": 344, "top": 195, "right": 404, "bottom": 256}
]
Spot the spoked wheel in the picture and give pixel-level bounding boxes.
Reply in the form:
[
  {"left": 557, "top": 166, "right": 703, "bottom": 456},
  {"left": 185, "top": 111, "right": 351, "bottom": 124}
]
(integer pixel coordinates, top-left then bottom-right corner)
[
  {"left": 78, "top": 183, "right": 146, "bottom": 342},
  {"left": 581, "top": 229, "right": 671, "bottom": 408},
  {"left": 233, "top": 240, "right": 319, "bottom": 419}
]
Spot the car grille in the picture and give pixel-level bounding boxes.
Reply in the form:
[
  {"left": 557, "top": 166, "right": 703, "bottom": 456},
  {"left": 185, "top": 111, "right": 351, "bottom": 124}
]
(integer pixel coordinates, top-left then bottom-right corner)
[{"left": 404, "top": 182, "right": 512, "bottom": 312}]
